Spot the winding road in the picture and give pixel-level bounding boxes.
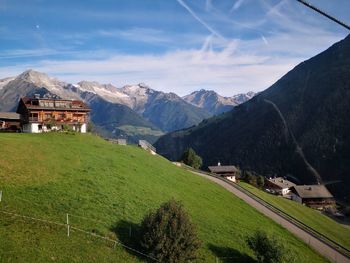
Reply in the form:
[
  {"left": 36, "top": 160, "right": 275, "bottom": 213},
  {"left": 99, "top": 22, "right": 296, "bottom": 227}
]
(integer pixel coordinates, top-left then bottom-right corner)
[{"left": 192, "top": 171, "right": 350, "bottom": 263}]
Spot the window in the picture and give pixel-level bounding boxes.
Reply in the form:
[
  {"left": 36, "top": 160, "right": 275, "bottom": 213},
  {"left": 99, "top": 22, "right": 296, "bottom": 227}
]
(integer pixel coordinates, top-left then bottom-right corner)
[
  {"left": 39, "top": 101, "right": 55, "bottom": 107},
  {"left": 29, "top": 113, "right": 38, "bottom": 121},
  {"left": 55, "top": 101, "right": 71, "bottom": 108}
]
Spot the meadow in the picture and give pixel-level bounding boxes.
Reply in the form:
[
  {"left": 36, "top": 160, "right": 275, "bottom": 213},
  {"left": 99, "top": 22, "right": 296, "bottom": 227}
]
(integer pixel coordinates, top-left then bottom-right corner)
[
  {"left": 239, "top": 182, "right": 350, "bottom": 251},
  {"left": 0, "top": 133, "right": 327, "bottom": 262}
]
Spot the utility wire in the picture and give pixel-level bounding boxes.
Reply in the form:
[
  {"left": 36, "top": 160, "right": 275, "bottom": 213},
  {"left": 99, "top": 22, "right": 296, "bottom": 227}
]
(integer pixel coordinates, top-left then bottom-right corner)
[
  {"left": 0, "top": 209, "right": 159, "bottom": 262},
  {"left": 297, "top": 0, "right": 350, "bottom": 30}
]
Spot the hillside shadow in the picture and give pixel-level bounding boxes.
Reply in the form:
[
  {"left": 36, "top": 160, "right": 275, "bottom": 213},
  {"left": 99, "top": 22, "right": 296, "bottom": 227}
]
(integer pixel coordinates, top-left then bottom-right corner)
[
  {"left": 111, "top": 220, "right": 150, "bottom": 261},
  {"left": 208, "top": 244, "right": 255, "bottom": 263}
]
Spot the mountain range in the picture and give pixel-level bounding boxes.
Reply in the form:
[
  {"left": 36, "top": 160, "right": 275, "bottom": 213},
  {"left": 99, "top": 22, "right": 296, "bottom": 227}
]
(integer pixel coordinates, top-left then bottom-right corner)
[
  {"left": 0, "top": 70, "right": 254, "bottom": 143},
  {"left": 183, "top": 89, "right": 255, "bottom": 115},
  {"left": 155, "top": 34, "right": 350, "bottom": 203}
]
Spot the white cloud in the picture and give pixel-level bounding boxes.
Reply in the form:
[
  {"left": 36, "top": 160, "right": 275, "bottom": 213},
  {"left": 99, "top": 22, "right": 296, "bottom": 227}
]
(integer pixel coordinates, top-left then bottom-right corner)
[
  {"left": 0, "top": 0, "right": 348, "bottom": 98},
  {"left": 0, "top": 30, "right": 345, "bottom": 97},
  {"left": 261, "top": 35, "right": 269, "bottom": 46},
  {"left": 98, "top": 28, "right": 171, "bottom": 44},
  {"left": 0, "top": 36, "right": 307, "bottom": 96},
  {"left": 231, "top": 0, "right": 245, "bottom": 12},
  {"left": 0, "top": 48, "right": 62, "bottom": 59}
]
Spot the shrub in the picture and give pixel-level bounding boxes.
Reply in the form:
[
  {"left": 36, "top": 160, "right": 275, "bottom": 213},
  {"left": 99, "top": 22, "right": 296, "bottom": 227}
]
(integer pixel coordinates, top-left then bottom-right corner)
[
  {"left": 257, "top": 176, "right": 265, "bottom": 188},
  {"left": 140, "top": 199, "right": 201, "bottom": 263},
  {"left": 180, "top": 148, "right": 202, "bottom": 169},
  {"left": 243, "top": 171, "right": 265, "bottom": 188},
  {"left": 246, "top": 230, "right": 289, "bottom": 263}
]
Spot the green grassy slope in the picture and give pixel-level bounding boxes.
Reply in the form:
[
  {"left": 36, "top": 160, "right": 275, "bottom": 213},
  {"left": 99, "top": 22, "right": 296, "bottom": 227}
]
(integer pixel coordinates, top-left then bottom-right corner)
[
  {"left": 0, "top": 133, "right": 326, "bottom": 262},
  {"left": 239, "top": 182, "right": 350, "bottom": 250}
]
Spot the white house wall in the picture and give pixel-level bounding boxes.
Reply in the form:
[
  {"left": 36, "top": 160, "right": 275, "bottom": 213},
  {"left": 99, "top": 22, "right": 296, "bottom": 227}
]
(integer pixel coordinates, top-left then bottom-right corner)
[
  {"left": 23, "top": 123, "right": 40, "bottom": 133},
  {"left": 22, "top": 123, "right": 88, "bottom": 133},
  {"left": 281, "top": 188, "right": 291, "bottom": 196},
  {"left": 226, "top": 176, "right": 236, "bottom": 183},
  {"left": 80, "top": 123, "right": 87, "bottom": 133}
]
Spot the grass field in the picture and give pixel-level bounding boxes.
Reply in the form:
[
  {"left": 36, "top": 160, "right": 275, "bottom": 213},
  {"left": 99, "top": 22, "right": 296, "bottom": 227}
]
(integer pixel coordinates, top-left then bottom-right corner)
[
  {"left": 0, "top": 133, "right": 327, "bottom": 262},
  {"left": 239, "top": 182, "right": 350, "bottom": 250}
]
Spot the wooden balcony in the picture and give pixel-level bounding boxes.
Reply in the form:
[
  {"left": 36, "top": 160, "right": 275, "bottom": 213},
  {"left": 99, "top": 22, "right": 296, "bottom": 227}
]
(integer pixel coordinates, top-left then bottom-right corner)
[{"left": 29, "top": 117, "right": 39, "bottom": 122}]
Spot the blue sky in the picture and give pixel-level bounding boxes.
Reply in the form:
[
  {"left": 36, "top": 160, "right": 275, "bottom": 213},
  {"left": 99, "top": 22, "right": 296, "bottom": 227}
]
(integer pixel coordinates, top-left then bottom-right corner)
[{"left": 0, "top": 0, "right": 349, "bottom": 96}]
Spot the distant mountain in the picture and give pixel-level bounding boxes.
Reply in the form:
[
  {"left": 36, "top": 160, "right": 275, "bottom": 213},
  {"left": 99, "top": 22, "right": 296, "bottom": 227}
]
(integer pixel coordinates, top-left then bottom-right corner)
[
  {"left": 76, "top": 81, "right": 132, "bottom": 106},
  {"left": 0, "top": 70, "right": 78, "bottom": 111},
  {"left": 69, "top": 81, "right": 211, "bottom": 131},
  {"left": 0, "top": 70, "right": 210, "bottom": 141},
  {"left": 155, "top": 34, "right": 350, "bottom": 203},
  {"left": 85, "top": 95, "right": 161, "bottom": 143},
  {"left": 120, "top": 84, "right": 211, "bottom": 132},
  {"left": 183, "top": 89, "right": 255, "bottom": 115}
]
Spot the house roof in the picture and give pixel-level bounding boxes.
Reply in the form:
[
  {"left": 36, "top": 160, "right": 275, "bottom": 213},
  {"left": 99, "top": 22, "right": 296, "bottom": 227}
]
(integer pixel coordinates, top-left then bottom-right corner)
[
  {"left": 18, "top": 97, "right": 90, "bottom": 112},
  {"left": 291, "top": 185, "right": 333, "bottom": 199},
  {"left": 208, "top": 165, "right": 238, "bottom": 174},
  {"left": 267, "top": 177, "right": 296, "bottom": 189},
  {"left": 0, "top": 112, "right": 20, "bottom": 120}
]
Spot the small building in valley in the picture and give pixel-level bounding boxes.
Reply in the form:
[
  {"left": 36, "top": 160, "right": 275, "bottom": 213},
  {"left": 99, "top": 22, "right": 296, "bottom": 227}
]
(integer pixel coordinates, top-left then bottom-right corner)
[
  {"left": 290, "top": 185, "right": 335, "bottom": 209},
  {"left": 265, "top": 177, "right": 296, "bottom": 196},
  {"left": 0, "top": 112, "right": 21, "bottom": 132},
  {"left": 107, "top": 138, "right": 127, "bottom": 145},
  {"left": 138, "top": 140, "right": 156, "bottom": 155},
  {"left": 16, "top": 96, "right": 90, "bottom": 133},
  {"left": 208, "top": 163, "right": 239, "bottom": 182}
]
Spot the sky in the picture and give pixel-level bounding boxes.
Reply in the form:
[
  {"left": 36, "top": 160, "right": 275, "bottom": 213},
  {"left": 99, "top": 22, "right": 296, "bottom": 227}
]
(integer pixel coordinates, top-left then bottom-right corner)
[{"left": 0, "top": 0, "right": 349, "bottom": 96}]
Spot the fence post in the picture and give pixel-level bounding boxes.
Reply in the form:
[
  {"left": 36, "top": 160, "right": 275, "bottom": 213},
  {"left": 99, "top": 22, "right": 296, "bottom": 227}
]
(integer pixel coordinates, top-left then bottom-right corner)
[
  {"left": 0, "top": 190, "right": 2, "bottom": 202},
  {"left": 66, "top": 213, "right": 70, "bottom": 237}
]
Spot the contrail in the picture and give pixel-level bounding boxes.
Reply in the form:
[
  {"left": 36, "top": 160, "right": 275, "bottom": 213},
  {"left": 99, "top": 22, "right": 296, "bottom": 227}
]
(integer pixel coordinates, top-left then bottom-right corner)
[
  {"left": 264, "top": 99, "right": 323, "bottom": 184},
  {"left": 176, "top": 0, "right": 225, "bottom": 39}
]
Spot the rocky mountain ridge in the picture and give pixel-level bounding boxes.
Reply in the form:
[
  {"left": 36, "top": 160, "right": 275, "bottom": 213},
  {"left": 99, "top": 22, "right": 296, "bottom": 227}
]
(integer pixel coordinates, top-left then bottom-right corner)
[
  {"left": 0, "top": 70, "right": 254, "bottom": 142},
  {"left": 183, "top": 89, "right": 255, "bottom": 115}
]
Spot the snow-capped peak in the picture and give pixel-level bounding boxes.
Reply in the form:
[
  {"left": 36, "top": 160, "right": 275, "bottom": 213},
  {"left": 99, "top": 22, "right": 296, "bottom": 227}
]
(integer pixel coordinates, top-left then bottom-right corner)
[
  {"left": 17, "top": 69, "right": 63, "bottom": 92},
  {"left": 121, "top": 83, "right": 154, "bottom": 97},
  {"left": 0, "top": 77, "right": 15, "bottom": 90},
  {"left": 183, "top": 89, "right": 256, "bottom": 115},
  {"left": 76, "top": 80, "right": 131, "bottom": 105}
]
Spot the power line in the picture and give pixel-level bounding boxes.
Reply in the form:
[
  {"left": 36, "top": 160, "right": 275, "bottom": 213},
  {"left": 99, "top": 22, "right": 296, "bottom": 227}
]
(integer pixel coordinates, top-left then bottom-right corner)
[{"left": 297, "top": 0, "right": 350, "bottom": 30}]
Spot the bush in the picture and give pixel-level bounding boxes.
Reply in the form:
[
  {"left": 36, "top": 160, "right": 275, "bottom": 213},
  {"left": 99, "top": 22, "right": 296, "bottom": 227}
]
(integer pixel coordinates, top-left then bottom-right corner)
[
  {"left": 180, "top": 148, "right": 202, "bottom": 169},
  {"left": 257, "top": 176, "right": 265, "bottom": 188},
  {"left": 246, "top": 230, "right": 290, "bottom": 263},
  {"left": 243, "top": 171, "right": 265, "bottom": 188},
  {"left": 140, "top": 199, "right": 201, "bottom": 263}
]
